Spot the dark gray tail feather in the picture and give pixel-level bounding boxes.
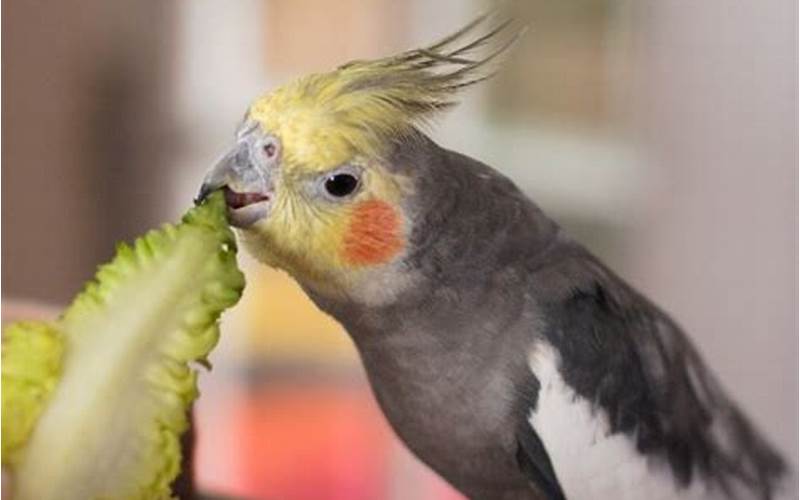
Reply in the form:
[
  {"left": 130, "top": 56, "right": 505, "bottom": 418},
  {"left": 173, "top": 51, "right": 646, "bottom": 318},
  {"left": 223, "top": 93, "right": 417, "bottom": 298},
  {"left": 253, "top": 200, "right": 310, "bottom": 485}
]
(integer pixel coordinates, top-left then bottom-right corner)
[
  {"left": 538, "top": 247, "right": 787, "bottom": 499},
  {"left": 666, "top": 335, "right": 787, "bottom": 499}
]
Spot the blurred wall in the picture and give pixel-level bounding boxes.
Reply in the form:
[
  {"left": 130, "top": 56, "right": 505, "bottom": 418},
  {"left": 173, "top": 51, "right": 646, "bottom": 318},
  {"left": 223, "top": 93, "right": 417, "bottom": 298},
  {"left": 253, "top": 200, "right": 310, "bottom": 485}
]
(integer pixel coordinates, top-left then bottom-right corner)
[
  {"left": 2, "top": 0, "right": 176, "bottom": 302},
  {"left": 630, "top": 0, "right": 798, "bottom": 476}
]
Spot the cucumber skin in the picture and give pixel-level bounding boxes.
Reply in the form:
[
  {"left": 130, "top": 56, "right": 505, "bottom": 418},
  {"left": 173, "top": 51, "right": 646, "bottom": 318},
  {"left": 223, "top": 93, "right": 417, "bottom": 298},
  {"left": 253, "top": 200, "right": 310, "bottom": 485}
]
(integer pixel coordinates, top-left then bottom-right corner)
[{"left": 2, "top": 192, "right": 245, "bottom": 500}]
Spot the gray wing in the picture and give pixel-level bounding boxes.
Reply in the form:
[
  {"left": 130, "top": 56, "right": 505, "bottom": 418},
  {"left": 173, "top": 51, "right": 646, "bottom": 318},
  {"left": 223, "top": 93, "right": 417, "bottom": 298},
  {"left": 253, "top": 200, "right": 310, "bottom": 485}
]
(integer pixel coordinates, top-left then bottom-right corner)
[{"left": 526, "top": 244, "right": 786, "bottom": 498}]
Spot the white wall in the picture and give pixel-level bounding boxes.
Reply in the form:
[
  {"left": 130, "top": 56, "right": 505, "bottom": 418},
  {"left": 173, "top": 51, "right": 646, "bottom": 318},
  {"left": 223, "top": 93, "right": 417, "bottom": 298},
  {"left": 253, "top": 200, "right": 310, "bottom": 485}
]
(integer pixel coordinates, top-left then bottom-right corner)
[{"left": 631, "top": 0, "right": 798, "bottom": 484}]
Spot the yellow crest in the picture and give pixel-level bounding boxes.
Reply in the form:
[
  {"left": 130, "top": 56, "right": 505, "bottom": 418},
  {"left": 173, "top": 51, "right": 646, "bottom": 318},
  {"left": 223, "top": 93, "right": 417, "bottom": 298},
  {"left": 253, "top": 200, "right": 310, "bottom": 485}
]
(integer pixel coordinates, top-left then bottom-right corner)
[{"left": 248, "top": 9, "right": 526, "bottom": 171}]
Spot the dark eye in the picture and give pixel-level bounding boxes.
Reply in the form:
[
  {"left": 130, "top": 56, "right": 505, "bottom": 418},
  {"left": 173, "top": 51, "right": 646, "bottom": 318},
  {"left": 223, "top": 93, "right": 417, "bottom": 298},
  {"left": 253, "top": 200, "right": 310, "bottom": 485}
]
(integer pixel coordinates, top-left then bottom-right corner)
[
  {"left": 263, "top": 142, "right": 277, "bottom": 158},
  {"left": 324, "top": 173, "right": 359, "bottom": 197}
]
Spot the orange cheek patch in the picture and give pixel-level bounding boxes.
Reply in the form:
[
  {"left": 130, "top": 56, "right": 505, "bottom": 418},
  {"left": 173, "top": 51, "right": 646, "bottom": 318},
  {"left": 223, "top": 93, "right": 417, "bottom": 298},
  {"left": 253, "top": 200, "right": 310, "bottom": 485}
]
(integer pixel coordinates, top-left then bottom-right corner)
[{"left": 343, "top": 200, "right": 404, "bottom": 266}]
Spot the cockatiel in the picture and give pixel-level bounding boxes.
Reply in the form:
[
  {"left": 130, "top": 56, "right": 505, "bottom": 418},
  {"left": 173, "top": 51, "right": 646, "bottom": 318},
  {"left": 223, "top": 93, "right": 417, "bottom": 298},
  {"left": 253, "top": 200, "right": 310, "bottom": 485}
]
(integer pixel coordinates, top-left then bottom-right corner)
[{"left": 197, "top": 12, "right": 787, "bottom": 500}]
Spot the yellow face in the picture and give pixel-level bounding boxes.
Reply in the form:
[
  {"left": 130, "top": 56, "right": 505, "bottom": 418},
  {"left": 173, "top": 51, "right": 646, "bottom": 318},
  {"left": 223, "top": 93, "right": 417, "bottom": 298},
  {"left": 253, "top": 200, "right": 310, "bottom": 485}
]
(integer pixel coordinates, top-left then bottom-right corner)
[
  {"left": 196, "top": 11, "right": 517, "bottom": 296},
  {"left": 201, "top": 77, "right": 414, "bottom": 296}
]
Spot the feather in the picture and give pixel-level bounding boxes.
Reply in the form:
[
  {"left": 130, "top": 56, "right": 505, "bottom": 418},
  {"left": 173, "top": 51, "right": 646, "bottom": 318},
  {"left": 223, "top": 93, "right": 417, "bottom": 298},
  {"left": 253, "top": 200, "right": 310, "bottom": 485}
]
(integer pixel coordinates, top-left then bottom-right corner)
[{"left": 247, "top": 7, "right": 527, "bottom": 169}]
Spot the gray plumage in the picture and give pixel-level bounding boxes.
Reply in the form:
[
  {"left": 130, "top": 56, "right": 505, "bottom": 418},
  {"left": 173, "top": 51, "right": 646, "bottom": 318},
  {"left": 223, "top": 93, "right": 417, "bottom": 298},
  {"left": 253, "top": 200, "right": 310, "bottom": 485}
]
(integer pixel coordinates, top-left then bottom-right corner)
[{"left": 303, "top": 132, "right": 786, "bottom": 500}]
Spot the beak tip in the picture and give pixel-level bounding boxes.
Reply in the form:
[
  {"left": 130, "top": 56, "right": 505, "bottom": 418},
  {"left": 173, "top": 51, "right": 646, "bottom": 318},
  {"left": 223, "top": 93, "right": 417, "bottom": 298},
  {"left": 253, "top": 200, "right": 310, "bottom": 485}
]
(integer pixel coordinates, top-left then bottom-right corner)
[{"left": 194, "top": 183, "right": 214, "bottom": 206}]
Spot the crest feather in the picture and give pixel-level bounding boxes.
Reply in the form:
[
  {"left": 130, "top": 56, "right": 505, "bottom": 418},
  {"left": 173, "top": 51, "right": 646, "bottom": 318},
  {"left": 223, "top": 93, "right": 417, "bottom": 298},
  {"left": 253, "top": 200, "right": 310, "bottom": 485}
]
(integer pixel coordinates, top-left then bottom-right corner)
[
  {"left": 249, "top": 8, "right": 526, "bottom": 165},
  {"left": 332, "top": 8, "right": 526, "bottom": 135}
]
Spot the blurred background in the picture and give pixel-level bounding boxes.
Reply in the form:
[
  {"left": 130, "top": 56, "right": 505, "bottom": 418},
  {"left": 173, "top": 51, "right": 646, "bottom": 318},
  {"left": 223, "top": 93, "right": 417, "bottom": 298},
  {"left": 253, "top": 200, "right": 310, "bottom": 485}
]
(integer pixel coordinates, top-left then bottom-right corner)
[{"left": 2, "top": 1, "right": 797, "bottom": 498}]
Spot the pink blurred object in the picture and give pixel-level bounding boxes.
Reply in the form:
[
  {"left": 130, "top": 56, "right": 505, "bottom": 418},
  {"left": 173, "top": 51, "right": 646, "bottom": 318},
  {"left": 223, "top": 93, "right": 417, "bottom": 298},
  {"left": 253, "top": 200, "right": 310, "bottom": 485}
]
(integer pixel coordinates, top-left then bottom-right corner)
[{"left": 195, "top": 379, "right": 463, "bottom": 500}]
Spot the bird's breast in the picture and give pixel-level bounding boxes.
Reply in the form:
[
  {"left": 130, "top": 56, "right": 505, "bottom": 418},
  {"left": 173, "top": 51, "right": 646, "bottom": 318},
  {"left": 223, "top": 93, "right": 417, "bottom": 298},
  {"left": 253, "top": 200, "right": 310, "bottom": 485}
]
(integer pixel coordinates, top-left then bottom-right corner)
[{"left": 354, "top": 334, "right": 530, "bottom": 495}]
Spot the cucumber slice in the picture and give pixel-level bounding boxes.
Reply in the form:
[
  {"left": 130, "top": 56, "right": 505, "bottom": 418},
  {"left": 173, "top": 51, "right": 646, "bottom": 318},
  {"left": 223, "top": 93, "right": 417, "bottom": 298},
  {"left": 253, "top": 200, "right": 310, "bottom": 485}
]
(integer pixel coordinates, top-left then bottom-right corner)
[{"left": 3, "top": 192, "right": 244, "bottom": 500}]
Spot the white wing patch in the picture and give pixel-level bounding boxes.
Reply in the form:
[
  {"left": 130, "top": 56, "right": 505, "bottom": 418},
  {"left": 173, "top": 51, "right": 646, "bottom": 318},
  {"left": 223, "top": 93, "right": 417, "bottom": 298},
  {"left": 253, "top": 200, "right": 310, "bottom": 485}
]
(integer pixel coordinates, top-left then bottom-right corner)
[{"left": 527, "top": 343, "right": 716, "bottom": 500}]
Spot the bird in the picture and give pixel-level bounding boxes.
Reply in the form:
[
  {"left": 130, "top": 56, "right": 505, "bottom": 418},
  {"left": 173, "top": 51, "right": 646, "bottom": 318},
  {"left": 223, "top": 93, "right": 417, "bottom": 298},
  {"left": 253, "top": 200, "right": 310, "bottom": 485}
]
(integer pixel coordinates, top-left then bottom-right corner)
[{"left": 197, "top": 11, "right": 787, "bottom": 500}]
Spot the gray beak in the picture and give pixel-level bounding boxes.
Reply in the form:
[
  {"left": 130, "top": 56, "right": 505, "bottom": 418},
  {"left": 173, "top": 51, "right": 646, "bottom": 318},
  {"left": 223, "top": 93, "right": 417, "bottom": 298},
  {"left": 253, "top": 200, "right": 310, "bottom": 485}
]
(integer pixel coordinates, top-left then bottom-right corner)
[
  {"left": 194, "top": 178, "right": 222, "bottom": 206},
  {"left": 196, "top": 139, "right": 275, "bottom": 227},
  {"left": 196, "top": 141, "right": 250, "bottom": 204}
]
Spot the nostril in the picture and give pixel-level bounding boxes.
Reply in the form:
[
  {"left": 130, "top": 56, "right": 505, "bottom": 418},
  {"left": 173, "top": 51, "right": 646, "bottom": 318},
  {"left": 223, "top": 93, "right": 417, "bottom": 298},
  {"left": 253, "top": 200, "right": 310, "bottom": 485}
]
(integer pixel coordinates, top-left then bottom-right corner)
[
  {"left": 223, "top": 186, "right": 270, "bottom": 209},
  {"left": 234, "top": 148, "right": 250, "bottom": 165}
]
